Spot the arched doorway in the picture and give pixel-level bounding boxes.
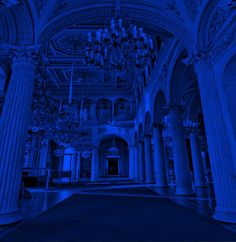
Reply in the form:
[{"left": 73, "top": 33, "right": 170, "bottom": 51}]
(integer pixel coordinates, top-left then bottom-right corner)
[{"left": 98, "top": 137, "right": 129, "bottom": 178}]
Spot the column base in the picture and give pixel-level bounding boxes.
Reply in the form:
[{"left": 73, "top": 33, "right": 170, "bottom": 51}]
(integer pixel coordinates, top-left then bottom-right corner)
[
  {"left": 175, "top": 187, "right": 194, "bottom": 196},
  {"left": 213, "top": 207, "right": 236, "bottom": 223},
  {"left": 194, "top": 182, "right": 208, "bottom": 187},
  {"left": 155, "top": 183, "right": 169, "bottom": 188},
  {"left": 145, "top": 181, "right": 155, "bottom": 184},
  {"left": 0, "top": 210, "right": 22, "bottom": 226}
]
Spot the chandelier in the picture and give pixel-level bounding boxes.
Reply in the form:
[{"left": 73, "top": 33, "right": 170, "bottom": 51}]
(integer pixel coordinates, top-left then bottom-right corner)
[
  {"left": 85, "top": 18, "right": 156, "bottom": 81},
  {"left": 51, "top": 43, "right": 91, "bottom": 150},
  {"left": 183, "top": 119, "right": 199, "bottom": 135},
  {"left": 31, "top": 73, "right": 58, "bottom": 134},
  {"left": 107, "top": 138, "right": 120, "bottom": 158}
]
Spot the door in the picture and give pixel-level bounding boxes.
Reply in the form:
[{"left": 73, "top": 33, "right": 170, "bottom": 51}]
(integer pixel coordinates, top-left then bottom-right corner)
[{"left": 108, "top": 158, "right": 119, "bottom": 176}]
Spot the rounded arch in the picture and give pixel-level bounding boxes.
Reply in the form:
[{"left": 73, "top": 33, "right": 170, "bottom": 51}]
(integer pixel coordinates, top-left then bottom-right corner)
[
  {"left": 153, "top": 90, "right": 166, "bottom": 124},
  {"left": 37, "top": 3, "right": 195, "bottom": 53},
  {"left": 223, "top": 54, "right": 236, "bottom": 139},
  {"left": 12, "top": 1, "right": 34, "bottom": 44},
  {"left": 95, "top": 132, "right": 131, "bottom": 147},
  {"left": 187, "top": 92, "right": 202, "bottom": 121},
  {"left": 196, "top": 0, "right": 219, "bottom": 48},
  {"left": 0, "top": 11, "right": 17, "bottom": 44},
  {"left": 114, "top": 98, "right": 130, "bottom": 117},
  {"left": 196, "top": 0, "right": 233, "bottom": 50},
  {"left": 98, "top": 136, "right": 129, "bottom": 177},
  {"left": 97, "top": 135, "right": 129, "bottom": 147},
  {"left": 169, "top": 51, "right": 197, "bottom": 105},
  {"left": 96, "top": 98, "right": 112, "bottom": 122},
  {"left": 144, "top": 111, "right": 152, "bottom": 134}
]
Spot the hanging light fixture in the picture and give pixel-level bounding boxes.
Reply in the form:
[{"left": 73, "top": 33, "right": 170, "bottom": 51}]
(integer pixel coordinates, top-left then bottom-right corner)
[
  {"left": 31, "top": 52, "right": 58, "bottom": 134},
  {"left": 51, "top": 42, "right": 91, "bottom": 151},
  {"left": 84, "top": 1, "right": 156, "bottom": 82},
  {"left": 107, "top": 138, "right": 120, "bottom": 158}
]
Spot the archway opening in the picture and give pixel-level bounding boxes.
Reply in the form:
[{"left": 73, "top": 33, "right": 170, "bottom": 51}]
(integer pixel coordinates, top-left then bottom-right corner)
[{"left": 98, "top": 137, "right": 129, "bottom": 178}]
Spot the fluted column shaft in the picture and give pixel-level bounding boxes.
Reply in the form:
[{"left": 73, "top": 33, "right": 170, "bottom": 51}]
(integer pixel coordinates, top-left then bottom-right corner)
[
  {"left": 153, "top": 124, "right": 168, "bottom": 187},
  {"left": 71, "top": 149, "right": 77, "bottom": 181},
  {"left": 201, "top": 150, "right": 208, "bottom": 177},
  {"left": 129, "top": 145, "right": 135, "bottom": 180},
  {"left": 91, "top": 146, "right": 98, "bottom": 181},
  {"left": 144, "top": 134, "right": 154, "bottom": 183},
  {"left": 76, "top": 152, "right": 81, "bottom": 181},
  {"left": 28, "top": 134, "right": 41, "bottom": 169},
  {"left": 195, "top": 62, "right": 236, "bottom": 222},
  {"left": 190, "top": 133, "right": 207, "bottom": 187},
  {"left": 39, "top": 139, "right": 49, "bottom": 175},
  {"left": 168, "top": 106, "right": 193, "bottom": 195},
  {"left": 134, "top": 145, "right": 139, "bottom": 181},
  {"left": 138, "top": 141, "right": 145, "bottom": 182},
  {"left": 92, "top": 101, "right": 97, "bottom": 122},
  {"left": 0, "top": 52, "right": 36, "bottom": 225}
]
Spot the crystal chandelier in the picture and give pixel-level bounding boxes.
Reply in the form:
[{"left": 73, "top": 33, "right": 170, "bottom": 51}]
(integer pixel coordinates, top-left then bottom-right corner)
[
  {"left": 51, "top": 43, "right": 91, "bottom": 150},
  {"left": 107, "top": 138, "right": 120, "bottom": 158},
  {"left": 31, "top": 72, "right": 58, "bottom": 134},
  {"left": 183, "top": 119, "right": 199, "bottom": 135},
  {"left": 85, "top": 18, "right": 156, "bottom": 81}
]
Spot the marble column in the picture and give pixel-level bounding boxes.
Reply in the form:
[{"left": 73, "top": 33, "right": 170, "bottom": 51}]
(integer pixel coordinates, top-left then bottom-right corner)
[
  {"left": 28, "top": 133, "right": 41, "bottom": 170},
  {"left": 39, "top": 138, "right": 49, "bottom": 175},
  {"left": 144, "top": 134, "right": 154, "bottom": 183},
  {"left": 153, "top": 124, "right": 168, "bottom": 187},
  {"left": 134, "top": 145, "right": 139, "bottom": 181},
  {"left": 168, "top": 105, "right": 193, "bottom": 195},
  {"left": 71, "top": 149, "right": 77, "bottom": 181},
  {"left": 138, "top": 141, "right": 145, "bottom": 182},
  {"left": 92, "top": 101, "right": 97, "bottom": 122},
  {"left": 91, "top": 146, "right": 98, "bottom": 181},
  {"left": 195, "top": 62, "right": 236, "bottom": 222},
  {"left": 190, "top": 133, "right": 207, "bottom": 187},
  {"left": 129, "top": 145, "right": 135, "bottom": 180},
  {"left": 76, "top": 152, "right": 81, "bottom": 181},
  {"left": 0, "top": 48, "right": 37, "bottom": 225},
  {"left": 201, "top": 150, "right": 209, "bottom": 178}
]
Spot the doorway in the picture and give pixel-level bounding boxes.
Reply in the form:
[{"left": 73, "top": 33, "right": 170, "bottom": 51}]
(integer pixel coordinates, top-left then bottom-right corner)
[{"left": 108, "top": 158, "right": 119, "bottom": 176}]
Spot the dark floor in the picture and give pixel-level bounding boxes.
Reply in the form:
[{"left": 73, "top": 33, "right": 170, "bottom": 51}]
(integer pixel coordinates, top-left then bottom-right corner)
[{"left": 1, "top": 186, "right": 236, "bottom": 242}]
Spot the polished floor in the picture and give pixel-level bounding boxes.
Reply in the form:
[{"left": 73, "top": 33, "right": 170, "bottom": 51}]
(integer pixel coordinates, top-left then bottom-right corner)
[{"left": 1, "top": 183, "right": 236, "bottom": 241}]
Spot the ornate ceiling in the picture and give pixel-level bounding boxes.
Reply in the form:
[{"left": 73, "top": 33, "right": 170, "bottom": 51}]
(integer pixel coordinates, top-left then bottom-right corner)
[
  {"left": 2, "top": 0, "right": 234, "bottom": 100},
  {"left": 32, "top": 0, "right": 173, "bottom": 98}
]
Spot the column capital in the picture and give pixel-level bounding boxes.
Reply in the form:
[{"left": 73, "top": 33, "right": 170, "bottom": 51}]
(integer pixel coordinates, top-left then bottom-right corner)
[
  {"left": 6, "top": 45, "right": 41, "bottom": 65},
  {"left": 138, "top": 140, "right": 144, "bottom": 144},
  {"left": 0, "top": 0, "right": 19, "bottom": 8},
  {"left": 144, "top": 133, "right": 152, "bottom": 139},
  {"left": 152, "top": 122, "right": 164, "bottom": 130},
  {"left": 164, "top": 103, "right": 185, "bottom": 115}
]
